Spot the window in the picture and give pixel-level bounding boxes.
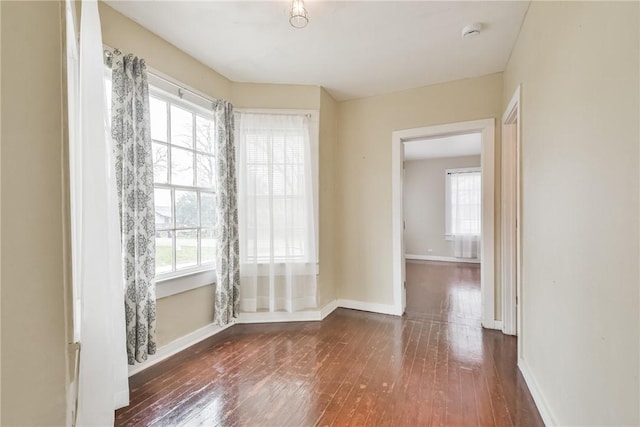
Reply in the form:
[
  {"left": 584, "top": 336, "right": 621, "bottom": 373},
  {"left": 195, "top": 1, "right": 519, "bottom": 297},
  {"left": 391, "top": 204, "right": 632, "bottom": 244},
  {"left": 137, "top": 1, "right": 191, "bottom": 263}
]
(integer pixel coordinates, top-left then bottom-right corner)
[
  {"left": 150, "top": 91, "right": 217, "bottom": 277},
  {"left": 446, "top": 168, "right": 481, "bottom": 236},
  {"left": 236, "top": 112, "right": 318, "bottom": 265}
]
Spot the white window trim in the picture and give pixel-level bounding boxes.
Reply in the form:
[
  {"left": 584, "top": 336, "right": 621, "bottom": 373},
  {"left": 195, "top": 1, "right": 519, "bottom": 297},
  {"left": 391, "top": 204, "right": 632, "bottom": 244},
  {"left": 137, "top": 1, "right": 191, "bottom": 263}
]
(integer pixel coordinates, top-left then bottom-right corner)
[
  {"left": 235, "top": 108, "right": 321, "bottom": 267},
  {"left": 155, "top": 268, "right": 216, "bottom": 299},
  {"left": 148, "top": 81, "right": 217, "bottom": 297},
  {"left": 445, "top": 167, "right": 481, "bottom": 240}
]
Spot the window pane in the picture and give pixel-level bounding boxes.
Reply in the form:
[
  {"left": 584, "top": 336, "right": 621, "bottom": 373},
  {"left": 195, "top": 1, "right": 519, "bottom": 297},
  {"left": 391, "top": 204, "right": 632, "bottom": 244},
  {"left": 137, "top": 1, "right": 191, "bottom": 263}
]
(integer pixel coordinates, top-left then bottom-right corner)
[
  {"left": 150, "top": 97, "right": 168, "bottom": 142},
  {"left": 201, "top": 192, "right": 216, "bottom": 227},
  {"left": 154, "top": 188, "right": 172, "bottom": 228},
  {"left": 201, "top": 228, "right": 215, "bottom": 264},
  {"left": 286, "top": 164, "right": 303, "bottom": 195},
  {"left": 175, "top": 190, "right": 198, "bottom": 228},
  {"left": 152, "top": 143, "right": 168, "bottom": 184},
  {"left": 171, "top": 147, "right": 194, "bottom": 186},
  {"left": 155, "top": 230, "right": 173, "bottom": 274},
  {"left": 273, "top": 138, "right": 285, "bottom": 164},
  {"left": 197, "top": 154, "right": 215, "bottom": 188},
  {"left": 196, "top": 115, "right": 214, "bottom": 154},
  {"left": 176, "top": 229, "right": 198, "bottom": 270},
  {"left": 170, "top": 105, "right": 193, "bottom": 148},
  {"left": 247, "top": 164, "right": 269, "bottom": 196},
  {"left": 287, "top": 136, "right": 304, "bottom": 163},
  {"left": 449, "top": 171, "right": 481, "bottom": 235}
]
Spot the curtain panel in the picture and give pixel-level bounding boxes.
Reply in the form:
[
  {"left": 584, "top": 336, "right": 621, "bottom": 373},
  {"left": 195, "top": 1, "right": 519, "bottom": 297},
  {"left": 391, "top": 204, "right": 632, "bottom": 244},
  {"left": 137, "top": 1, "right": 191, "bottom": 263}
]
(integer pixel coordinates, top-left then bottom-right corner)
[
  {"left": 448, "top": 169, "right": 481, "bottom": 259},
  {"left": 70, "top": 0, "right": 129, "bottom": 423},
  {"left": 213, "top": 100, "right": 240, "bottom": 325},
  {"left": 235, "top": 112, "right": 318, "bottom": 313},
  {"left": 110, "top": 50, "right": 157, "bottom": 364}
]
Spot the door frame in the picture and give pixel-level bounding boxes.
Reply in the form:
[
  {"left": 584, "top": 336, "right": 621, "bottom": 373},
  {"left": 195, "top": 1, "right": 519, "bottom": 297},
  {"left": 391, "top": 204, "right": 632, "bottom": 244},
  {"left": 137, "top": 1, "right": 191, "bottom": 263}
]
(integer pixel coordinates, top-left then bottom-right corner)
[
  {"left": 501, "top": 86, "right": 522, "bottom": 338},
  {"left": 391, "top": 119, "right": 497, "bottom": 328}
]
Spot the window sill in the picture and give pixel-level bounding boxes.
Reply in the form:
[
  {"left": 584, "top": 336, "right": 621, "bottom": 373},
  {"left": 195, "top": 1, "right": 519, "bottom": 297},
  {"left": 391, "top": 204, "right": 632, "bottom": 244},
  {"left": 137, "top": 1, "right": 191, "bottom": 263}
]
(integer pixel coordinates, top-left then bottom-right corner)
[{"left": 155, "top": 268, "right": 216, "bottom": 299}]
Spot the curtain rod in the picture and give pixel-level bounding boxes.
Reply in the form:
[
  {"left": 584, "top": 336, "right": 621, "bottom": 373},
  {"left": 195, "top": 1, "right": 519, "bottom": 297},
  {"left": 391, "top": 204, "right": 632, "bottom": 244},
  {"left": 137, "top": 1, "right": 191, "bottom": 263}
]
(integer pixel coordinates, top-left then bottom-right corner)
[
  {"left": 150, "top": 70, "right": 217, "bottom": 107},
  {"left": 103, "top": 47, "right": 218, "bottom": 108},
  {"left": 235, "top": 108, "right": 314, "bottom": 118}
]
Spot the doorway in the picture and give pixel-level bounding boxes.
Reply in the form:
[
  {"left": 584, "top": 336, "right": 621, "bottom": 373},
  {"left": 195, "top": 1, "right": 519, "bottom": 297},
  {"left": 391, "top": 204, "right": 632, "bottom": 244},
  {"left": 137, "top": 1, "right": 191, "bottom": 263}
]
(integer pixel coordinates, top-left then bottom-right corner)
[
  {"left": 403, "top": 133, "right": 483, "bottom": 325},
  {"left": 391, "top": 119, "right": 498, "bottom": 329}
]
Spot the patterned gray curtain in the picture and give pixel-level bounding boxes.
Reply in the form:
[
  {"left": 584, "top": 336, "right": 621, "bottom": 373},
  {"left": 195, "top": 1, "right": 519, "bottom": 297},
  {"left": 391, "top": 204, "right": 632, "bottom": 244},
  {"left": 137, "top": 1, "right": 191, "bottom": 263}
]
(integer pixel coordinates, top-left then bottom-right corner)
[
  {"left": 110, "top": 51, "right": 157, "bottom": 364},
  {"left": 213, "top": 100, "right": 240, "bottom": 325}
]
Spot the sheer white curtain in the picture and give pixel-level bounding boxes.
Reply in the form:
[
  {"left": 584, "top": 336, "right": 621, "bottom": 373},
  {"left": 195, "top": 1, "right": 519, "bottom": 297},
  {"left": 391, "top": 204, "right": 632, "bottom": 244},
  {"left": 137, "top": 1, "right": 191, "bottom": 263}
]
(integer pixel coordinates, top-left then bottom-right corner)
[
  {"left": 236, "top": 112, "right": 318, "bottom": 313},
  {"left": 67, "top": 0, "right": 129, "bottom": 424},
  {"left": 448, "top": 169, "right": 481, "bottom": 259}
]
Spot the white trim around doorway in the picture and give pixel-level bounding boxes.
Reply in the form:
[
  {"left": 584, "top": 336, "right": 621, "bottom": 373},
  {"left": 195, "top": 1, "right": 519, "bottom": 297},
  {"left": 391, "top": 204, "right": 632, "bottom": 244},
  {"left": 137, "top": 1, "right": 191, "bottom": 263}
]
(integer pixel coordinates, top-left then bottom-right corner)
[
  {"left": 501, "top": 86, "right": 522, "bottom": 339},
  {"left": 391, "top": 119, "right": 497, "bottom": 328}
]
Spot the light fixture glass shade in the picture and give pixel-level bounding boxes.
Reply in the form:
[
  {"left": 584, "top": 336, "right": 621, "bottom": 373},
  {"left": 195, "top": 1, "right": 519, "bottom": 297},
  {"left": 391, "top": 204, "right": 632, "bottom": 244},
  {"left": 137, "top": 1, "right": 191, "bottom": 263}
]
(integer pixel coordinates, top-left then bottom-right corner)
[{"left": 289, "top": 0, "right": 308, "bottom": 28}]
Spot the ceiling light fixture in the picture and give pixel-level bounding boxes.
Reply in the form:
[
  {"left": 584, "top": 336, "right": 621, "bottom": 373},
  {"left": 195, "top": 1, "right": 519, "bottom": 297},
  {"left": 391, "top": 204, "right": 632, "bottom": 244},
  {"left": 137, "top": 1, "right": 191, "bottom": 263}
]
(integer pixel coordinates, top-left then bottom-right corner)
[{"left": 289, "top": 0, "right": 309, "bottom": 29}]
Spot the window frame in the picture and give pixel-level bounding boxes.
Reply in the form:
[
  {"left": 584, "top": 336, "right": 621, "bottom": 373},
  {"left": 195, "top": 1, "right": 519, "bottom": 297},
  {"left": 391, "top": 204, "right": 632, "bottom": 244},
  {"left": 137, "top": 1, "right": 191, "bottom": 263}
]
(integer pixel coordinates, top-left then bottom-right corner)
[
  {"left": 149, "top": 84, "right": 218, "bottom": 282},
  {"left": 445, "top": 166, "right": 481, "bottom": 240},
  {"left": 104, "top": 60, "right": 220, "bottom": 299}
]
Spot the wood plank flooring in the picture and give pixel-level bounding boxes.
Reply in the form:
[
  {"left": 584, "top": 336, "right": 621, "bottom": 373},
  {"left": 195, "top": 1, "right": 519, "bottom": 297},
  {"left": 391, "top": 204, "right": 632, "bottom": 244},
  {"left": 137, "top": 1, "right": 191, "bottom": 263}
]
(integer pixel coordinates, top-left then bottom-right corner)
[{"left": 116, "top": 260, "right": 543, "bottom": 426}]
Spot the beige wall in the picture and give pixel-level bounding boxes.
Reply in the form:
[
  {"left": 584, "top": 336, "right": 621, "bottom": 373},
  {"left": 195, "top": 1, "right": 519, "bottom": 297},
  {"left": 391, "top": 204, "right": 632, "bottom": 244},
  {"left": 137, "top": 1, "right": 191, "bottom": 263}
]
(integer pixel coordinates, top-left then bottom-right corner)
[
  {"left": 404, "top": 155, "right": 481, "bottom": 258},
  {"left": 98, "top": 2, "right": 231, "bottom": 101},
  {"left": 503, "top": 2, "right": 639, "bottom": 425},
  {"left": 1, "top": 1, "right": 68, "bottom": 424},
  {"left": 336, "top": 73, "right": 503, "bottom": 306},
  {"left": 156, "top": 285, "right": 215, "bottom": 346},
  {"left": 318, "top": 88, "right": 339, "bottom": 306},
  {"left": 232, "top": 82, "right": 320, "bottom": 110}
]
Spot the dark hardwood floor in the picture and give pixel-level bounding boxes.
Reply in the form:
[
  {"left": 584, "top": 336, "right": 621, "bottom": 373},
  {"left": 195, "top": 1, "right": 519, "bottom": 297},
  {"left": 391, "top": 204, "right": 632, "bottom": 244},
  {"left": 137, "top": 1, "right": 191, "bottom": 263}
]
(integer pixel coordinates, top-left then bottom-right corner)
[{"left": 116, "top": 260, "right": 543, "bottom": 426}]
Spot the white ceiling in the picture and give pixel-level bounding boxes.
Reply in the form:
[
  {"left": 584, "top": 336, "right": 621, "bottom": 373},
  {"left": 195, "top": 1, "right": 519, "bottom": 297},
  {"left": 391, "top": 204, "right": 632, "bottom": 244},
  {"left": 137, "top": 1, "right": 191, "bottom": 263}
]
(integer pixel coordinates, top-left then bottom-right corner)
[
  {"left": 105, "top": 1, "right": 530, "bottom": 101},
  {"left": 404, "top": 132, "right": 481, "bottom": 161}
]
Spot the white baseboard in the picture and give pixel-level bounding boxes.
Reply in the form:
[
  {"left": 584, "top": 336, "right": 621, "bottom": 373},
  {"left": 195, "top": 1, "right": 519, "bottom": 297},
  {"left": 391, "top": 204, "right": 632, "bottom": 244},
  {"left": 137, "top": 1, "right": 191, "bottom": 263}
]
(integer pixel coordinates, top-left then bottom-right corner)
[
  {"left": 241, "top": 296, "right": 318, "bottom": 314},
  {"left": 337, "top": 299, "right": 402, "bottom": 316},
  {"left": 482, "top": 319, "right": 503, "bottom": 330},
  {"left": 237, "top": 299, "right": 338, "bottom": 324},
  {"left": 128, "top": 322, "right": 233, "bottom": 377},
  {"left": 238, "top": 309, "right": 320, "bottom": 323},
  {"left": 406, "top": 254, "right": 480, "bottom": 264},
  {"left": 320, "top": 299, "right": 339, "bottom": 319},
  {"left": 518, "top": 358, "right": 555, "bottom": 426}
]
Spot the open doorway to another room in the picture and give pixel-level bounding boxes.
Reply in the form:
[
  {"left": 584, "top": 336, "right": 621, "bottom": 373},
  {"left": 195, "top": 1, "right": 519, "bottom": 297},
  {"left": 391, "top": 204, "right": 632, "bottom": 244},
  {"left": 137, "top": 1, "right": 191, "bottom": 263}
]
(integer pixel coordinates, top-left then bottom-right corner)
[
  {"left": 391, "top": 119, "right": 497, "bottom": 329},
  {"left": 403, "top": 133, "right": 483, "bottom": 325}
]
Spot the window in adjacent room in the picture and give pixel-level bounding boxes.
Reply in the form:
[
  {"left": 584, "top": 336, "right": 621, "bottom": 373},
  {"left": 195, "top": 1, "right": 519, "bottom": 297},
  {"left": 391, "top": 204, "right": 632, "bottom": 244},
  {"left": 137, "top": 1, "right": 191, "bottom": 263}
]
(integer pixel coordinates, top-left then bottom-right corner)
[{"left": 445, "top": 167, "right": 481, "bottom": 237}]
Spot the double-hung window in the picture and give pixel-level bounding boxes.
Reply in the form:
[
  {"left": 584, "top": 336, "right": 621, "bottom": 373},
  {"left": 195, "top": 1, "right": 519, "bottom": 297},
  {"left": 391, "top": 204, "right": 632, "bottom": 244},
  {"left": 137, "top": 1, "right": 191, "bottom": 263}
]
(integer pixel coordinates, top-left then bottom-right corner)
[
  {"left": 149, "top": 90, "right": 217, "bottom": 277},
  {"left": 445, "top": 167, "right": 481, "bottom": 237},
  {"left": 105, "top": 65, "right": 218, "bottom": 295},
  {"left": 237, "top": 112, "right": 319, "bottom": 266}
]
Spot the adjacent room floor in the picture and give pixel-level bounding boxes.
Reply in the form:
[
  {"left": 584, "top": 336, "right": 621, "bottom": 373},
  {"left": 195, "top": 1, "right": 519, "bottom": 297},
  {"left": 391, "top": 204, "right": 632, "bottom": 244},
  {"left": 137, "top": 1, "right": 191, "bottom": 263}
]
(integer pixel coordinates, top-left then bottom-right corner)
[{"left": 116, "top": 260, "right": 543, "bottom": 426}]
